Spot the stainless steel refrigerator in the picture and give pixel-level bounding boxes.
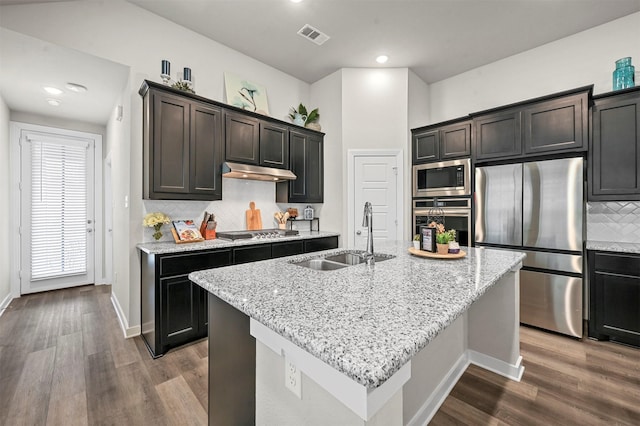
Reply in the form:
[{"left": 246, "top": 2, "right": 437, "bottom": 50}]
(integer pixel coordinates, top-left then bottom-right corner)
[{"left": 475, "top": 157, "right": 584, "bottom": 338}]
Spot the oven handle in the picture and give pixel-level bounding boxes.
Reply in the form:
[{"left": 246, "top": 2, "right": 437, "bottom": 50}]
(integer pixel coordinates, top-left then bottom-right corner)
[{"left": 414, "top": 208, "right": 471, "bottom": 216}]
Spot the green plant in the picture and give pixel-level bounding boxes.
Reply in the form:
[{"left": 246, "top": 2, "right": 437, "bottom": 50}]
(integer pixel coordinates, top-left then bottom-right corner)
[
  {"left": 413, "top": 234, "right": 421, "bottom": 241},
  {"left": 436, "top": 229, "right": 456, "bottom": 244},
  {"left": 289, "top": 103, "right": 319, "bottom": 125}
]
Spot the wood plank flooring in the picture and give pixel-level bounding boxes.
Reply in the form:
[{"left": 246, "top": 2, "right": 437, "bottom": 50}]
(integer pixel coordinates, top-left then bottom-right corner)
[{"left": 1, "top": 284, "right": 638, "bottom": 425}]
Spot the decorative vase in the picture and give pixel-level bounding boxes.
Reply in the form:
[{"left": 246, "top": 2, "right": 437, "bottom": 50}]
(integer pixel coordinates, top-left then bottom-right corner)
[
  {"left": 153, "top": 223, "right": 163, "bottom": 240},
  {"left": 613, "top": 57, "right": 635, "bottom": 90},
  {"left": 305, "top": 122, "right": 322, "bottom": 131},
  {"left": 436, "top": 243, "right": 449, "bottom": 255},
  {"left": 293, "top": 113, "right": 307, "bottom": 126},
  {"left": 412, "top": 240, "right": 420, "bottom": 250},
  {"left": 278, "top": 223, "right": 286, "bottom": 230}
]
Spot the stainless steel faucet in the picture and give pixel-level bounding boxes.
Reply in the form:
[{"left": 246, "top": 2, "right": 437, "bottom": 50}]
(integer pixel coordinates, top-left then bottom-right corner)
[{"left": 362, "top": 201, "right": 374, "bottom": 265}]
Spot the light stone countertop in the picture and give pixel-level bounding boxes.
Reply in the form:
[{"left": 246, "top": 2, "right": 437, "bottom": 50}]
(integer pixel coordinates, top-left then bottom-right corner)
[
  {"left": 137, "top": 231, "right": 340, "bottom": 254},
  {"left": 189, "top": 241, "right": 525, "bottom": 390},
  {"left": 586, "top": 241, "right": 640, "bottom": 255}
]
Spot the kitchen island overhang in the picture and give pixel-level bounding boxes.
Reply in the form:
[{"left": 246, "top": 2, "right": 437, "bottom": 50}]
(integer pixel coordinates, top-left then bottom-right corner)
[{"left": 190, "top": 242, "right": 525, "bottom": 425}]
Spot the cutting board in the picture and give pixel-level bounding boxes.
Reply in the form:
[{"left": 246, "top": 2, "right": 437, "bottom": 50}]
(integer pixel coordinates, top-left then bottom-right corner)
[{"left": 246, "top": 201, "right": 262, "bottom": 230}]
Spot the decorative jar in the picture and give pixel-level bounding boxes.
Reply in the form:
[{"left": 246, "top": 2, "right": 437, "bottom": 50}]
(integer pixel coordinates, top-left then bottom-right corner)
[{"left": 613, "top": 57, "right": 635, "bottom": 90}]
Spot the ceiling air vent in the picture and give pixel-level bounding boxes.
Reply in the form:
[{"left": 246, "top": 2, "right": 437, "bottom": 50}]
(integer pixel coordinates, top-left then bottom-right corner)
[{"left": 297, "top": 24, "right": 330, "bottom": 46}]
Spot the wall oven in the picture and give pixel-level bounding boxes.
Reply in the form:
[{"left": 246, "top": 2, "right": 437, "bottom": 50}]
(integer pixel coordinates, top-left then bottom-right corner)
[
  {"left": 413, "top": 198, "right": 472, "bottom": 247},
  {"left": 413, "top": 158, "right": 471, "bottom": 198}
]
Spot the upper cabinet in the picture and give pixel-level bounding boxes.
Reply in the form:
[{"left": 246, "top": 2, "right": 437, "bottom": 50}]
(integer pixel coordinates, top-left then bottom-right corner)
[
  {"left": 141, "top": 82, "right": 223, "bottom": 201},
  {"left": 589, "top": 87, "right": 640, "bottom": 201},
  {"left": 412, "top": 119, "right": 471, "bottom": 164},
  {"left": 224, "top": 111, "right": 290, "bottom": 169},
  {"left": 472, "top": 86, "right": 590, "bottom": 162},
  {"left": 277, "top": 128, "right": 324, "bottom": 203}
]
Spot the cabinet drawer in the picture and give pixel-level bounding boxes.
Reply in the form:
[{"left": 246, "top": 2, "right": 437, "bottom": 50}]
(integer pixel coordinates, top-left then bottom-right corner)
[
  {"left": 594, "top": 252, "right": 640, "bottom": 277},
  {"left": 304, "top": 236, "right": 339, "bottom": 253},
  {"left": 271, "top": 241, "right": 304, "bottom": 258},
  {"left": 160, "top": 250, "right": 231, "bottom": 277},
  {"left": 233, "top": 245, "right": 272, "bottom": 264}
]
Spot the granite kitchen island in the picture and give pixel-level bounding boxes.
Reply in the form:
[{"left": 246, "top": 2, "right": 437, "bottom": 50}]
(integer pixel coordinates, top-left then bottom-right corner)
[{"left": 189, "top": 242, "right": 525, "bottom": 425}]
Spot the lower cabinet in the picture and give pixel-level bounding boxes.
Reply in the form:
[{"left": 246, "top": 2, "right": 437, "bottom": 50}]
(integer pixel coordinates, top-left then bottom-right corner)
[
  {"left": 140, "top": 235, "right": 339, "bottom": 357},
  {"left": 588, "top": 250, "right": 640, "bottom": 347}
]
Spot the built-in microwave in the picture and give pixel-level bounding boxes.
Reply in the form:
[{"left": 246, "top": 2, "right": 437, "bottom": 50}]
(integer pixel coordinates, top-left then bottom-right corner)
[{"left": 412, "top": 158, "right": 471, "bottom": 198}]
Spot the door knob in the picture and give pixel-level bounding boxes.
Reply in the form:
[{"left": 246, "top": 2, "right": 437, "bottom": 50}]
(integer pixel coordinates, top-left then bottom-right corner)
[{"left": 356, "top": 230, "right": 362, "bottom": 235}]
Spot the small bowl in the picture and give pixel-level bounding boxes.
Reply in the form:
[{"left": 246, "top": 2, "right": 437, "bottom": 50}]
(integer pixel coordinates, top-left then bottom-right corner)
[{"left": 448, "top": 248, "right": 460, "bottom": 254}]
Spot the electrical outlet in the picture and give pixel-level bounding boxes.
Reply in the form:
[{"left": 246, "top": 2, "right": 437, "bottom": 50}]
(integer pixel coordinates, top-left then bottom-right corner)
[{"left": 284, "top": 356, "right": 301, "bottom": 399}]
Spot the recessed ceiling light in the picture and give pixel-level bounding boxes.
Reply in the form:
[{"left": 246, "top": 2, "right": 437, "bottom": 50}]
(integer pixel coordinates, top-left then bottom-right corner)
[
  {"left": 46, "top": 98, "right": 61, "bottom": 106},
  {"left": 66, "top": 82, "right": 88, "bottom": 93},
  {"left": 376, "top": 55, "right": 389, "bottom": 64},
  {"left": 44, "top": 86, "right": 63, "bottom": 95},
  {"left": 290, "top": 0, "right": 303, "bottom": 3}
]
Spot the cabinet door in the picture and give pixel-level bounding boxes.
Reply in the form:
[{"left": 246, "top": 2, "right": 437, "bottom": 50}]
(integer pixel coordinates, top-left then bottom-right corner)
[
  {"left": 225, "top": 112, "right": 259, "bottom": 164},
  {"left": 190, "top": 102, "right": 223, "bottom": 199},
  {"left": 260, "top": 122, "right": 289, "bottom": 169},
  {"left": 473, "top": 110, "right": 522, "bottom": 161},
  {"left": 288, "top": 130, "right": 308, "bottom": 200},
  {"left": 161, "top": 275, "right": 200, "bottom": 349},
  {"left": 440, "top": 122, "right": 471, "bottom": 159},
  {"left": 523, "top": 94, "right": 587, "bottom": 155},
  {"left": 590, "top": 92, "right": 640, "bottom": 201},
  {"left": 304, "top": 135, "right": 324, "bottom": 203},
  {"left": 593, "top": 271, "right": 640, "bottom": 346},
  {"left": 412, "top": 130, "right": 439, "bottom": 163},
  {"left": 152, "top": 92, "right": 190, "bottom": 195}
]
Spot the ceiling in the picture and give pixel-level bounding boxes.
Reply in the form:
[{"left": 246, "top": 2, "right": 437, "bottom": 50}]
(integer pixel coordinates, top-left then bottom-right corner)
[
  {"left": 0, "top": 0, "right": 638, "bottom": 125},
  {"left": 0, "top": 27, "right": 129, "bottom": 124},
  {"left": 127, "top": 0, "right": 640, "bottom": 84}
]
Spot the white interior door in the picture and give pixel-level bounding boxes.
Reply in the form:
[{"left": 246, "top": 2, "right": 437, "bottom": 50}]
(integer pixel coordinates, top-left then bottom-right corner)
[
  {"left": 353, "top": 154, "right": 399, "bottom": 248},
  {"left": 20, "top": 130, "right": 95, "bottom": 294}
]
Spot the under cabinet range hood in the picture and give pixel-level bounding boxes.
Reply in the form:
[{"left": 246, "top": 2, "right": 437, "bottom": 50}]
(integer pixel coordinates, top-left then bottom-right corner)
[{"left": 221, "top": 162, "right": 296, "bottom": 182}]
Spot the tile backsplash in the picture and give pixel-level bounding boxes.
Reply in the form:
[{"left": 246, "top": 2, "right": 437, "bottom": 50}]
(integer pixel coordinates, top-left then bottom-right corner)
[
  {"left": 586, "top": 201, "right": 640, "bottom": 243},
  {"left": 142, "top": 178, "right": 320, "bottom": 242}
]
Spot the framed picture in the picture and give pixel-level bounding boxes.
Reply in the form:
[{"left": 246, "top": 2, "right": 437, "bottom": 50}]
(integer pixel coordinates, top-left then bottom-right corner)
[
  {"left": 419, "top": 226, "right": 436, "bottom": 253},
  {"left": 224, "top": 72, "right": 270, "bottom": 115}
]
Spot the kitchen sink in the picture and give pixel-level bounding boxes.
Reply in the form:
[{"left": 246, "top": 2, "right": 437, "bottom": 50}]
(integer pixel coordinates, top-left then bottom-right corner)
[
  {"left": 324, "top": 250, "right": 395, "bottom": 265},
  {"left": 292, "top": 259, "right": 348, "bottom": 271},
  {"left": 291, "top": 250, "right": 395, "bottom": 271}
]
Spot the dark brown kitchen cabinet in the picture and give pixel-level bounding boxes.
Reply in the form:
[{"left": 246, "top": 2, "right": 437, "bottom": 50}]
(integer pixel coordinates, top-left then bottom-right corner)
[
  {"left": 589, "top": 87, "right": 640, "bottom": 201},
  {"left": 140, "top": 235, "right": 338, "bottom": 357},
  {"left": 260, "top": 122, "right": 289, "bottom": 169},
  {"left": 141, "top": 81, "right": 223, "bottom": 201},
  {"left": 588, "top": 250, "right": 640, "bottom": 347},
  {"left": 412, "top": 119, "right": 471, "bottom": 164},
  {"left": 277, "top": 129, "right": 324, "bottom": 203},
  {"left": 224, "top": 111, "right": 260, "bottom": 165},
  {"left": 472, "top": 86, "right": 591, "bottom": 162}
]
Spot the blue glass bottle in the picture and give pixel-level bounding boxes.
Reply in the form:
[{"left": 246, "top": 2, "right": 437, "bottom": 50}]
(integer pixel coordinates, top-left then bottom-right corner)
[{"left": 613, "top": 57, "right": 635, "bottom": 90}]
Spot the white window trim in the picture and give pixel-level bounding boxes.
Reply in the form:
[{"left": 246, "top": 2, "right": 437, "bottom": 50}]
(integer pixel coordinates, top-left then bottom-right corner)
[{"left": 9, "top": 121, "right": 104, "bottom": 298}]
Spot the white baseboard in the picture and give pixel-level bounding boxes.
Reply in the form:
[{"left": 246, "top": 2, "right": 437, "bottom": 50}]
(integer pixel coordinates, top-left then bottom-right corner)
[
  {"left": 110, "top": 292, "right": 141, "bottom": 338},
  {"left": 0, "top": 292, "right": 13, "bottom": 318},
  {"left": 468, "top": 350, "right": 524, "bottom": 382},
  {"left": 406, "top": 352, "right": 469, "bottom": 426}
]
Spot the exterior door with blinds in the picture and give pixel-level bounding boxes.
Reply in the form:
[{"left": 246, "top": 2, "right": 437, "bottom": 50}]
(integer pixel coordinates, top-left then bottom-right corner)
[{"left": 20, "top": 131, "right": 95, "bottom": 294}]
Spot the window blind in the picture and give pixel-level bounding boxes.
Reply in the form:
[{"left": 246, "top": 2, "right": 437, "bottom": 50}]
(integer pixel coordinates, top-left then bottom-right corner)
[{"left": 30, "top": 140, "right": 88, "bottom": 281}]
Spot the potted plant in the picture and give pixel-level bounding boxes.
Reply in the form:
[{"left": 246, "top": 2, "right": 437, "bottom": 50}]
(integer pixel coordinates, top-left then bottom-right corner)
[
  {"left": 435, "top": 229, "right": 456, "bottom": 255},
  {"left": 289, "top": 103, "right": 320, "bottom": 130},
  {"left": 413, "top": 234, "right": 421, "bottom": 250}
]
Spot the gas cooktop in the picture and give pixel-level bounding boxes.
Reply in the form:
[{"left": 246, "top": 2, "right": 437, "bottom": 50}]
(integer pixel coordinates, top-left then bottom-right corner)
[{"left": 216, "top": 229, "right": 299, "bottom": 241}]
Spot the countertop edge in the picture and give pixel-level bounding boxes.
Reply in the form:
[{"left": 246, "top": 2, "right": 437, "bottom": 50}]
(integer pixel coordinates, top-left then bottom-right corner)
[{"left": 586, "top": 240, "right": 640, "bottom": 255}]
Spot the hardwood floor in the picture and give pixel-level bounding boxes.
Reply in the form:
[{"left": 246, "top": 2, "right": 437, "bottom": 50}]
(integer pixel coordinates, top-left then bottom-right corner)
[{"left": 1, "top": 285, "right": 638, "bottom": 425}]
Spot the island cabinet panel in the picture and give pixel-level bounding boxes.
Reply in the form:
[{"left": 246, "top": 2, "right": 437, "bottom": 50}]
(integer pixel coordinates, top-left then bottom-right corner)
[
  {"left": 473, "top": 110, "right": 522, "bottom": 161},
  {"left": 142, "top": 82, "right": 224, "bottom": 201},
  {"left": 260, "top": 122, "right": 289, "bottom": 169},
  {"left": 588, "top": 250, "right": 640, "bottom": 347},
  {"left": 411, "top": 120, "right": 470, "bottom": 164},
  {"left": 224, "top": 111, "right": 260, "bottom": 165},
  {"left": 277, "top": 129, "right": 324, "bottom": 203},
  {"left": 589, "top": 88, "right": 640, "bottom": 201}
]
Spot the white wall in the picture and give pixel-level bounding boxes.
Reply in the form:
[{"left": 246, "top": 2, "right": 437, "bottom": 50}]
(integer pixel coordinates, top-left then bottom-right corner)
[
  {"left": 429, "top": 12, "right": 640, "bottom": 123},
  {"left": 0, "top": 94, "right": 10, "bottom": 314},
  {"left": 9, "top": 111, "right": 106, "bottom": 137},
  {"left": 0, "top": 0, "right": 311, "bottom": 332}
]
